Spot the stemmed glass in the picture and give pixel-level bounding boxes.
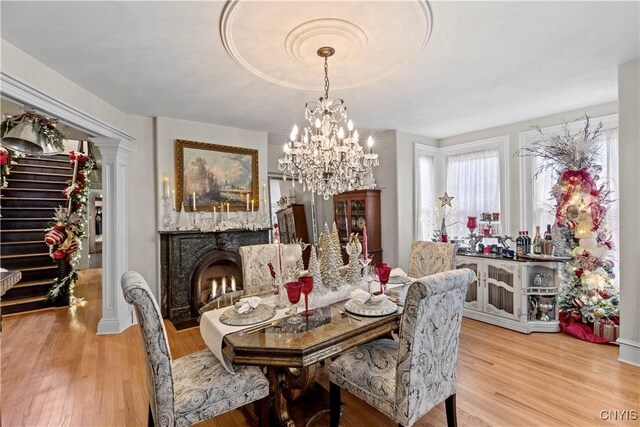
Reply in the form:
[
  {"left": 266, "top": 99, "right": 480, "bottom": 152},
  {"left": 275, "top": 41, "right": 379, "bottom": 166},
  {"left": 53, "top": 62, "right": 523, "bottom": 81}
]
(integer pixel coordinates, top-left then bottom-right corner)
[
  {"left": 374, "top": 263, "right": 391, "bottom": 295},
  {"left": 284, "top": 281, "right": 303, "bottom": 324},
  {"left": 299, "top": 275, "right": 314, "bottom": 317}
]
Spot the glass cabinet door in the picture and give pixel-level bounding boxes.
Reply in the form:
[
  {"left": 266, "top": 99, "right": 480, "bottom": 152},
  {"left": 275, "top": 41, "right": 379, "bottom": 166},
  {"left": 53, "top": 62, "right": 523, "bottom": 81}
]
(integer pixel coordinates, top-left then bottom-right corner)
[
  {"left": 334, "top": 200, "right": 349, "bottom": 244},
  {"left": 483, "top": 261, "right": 520, "bottom": 320},
  {"left": 456, "top": 261, "right": 482, "bottom": 311},
  {"left": 349, "top": 199, "right": 366, "bottom": 236}
]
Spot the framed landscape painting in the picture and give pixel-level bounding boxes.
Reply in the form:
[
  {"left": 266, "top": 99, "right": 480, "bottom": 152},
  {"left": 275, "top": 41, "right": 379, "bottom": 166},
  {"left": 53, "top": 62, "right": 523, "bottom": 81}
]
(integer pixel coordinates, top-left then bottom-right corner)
[{"left": 175, "top": 139, "right": 259, "bottom": 212}]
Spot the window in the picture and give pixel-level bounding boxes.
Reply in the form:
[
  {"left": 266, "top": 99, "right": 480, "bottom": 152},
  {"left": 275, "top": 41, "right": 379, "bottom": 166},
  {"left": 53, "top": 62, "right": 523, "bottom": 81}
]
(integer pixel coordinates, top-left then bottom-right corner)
[
  {"left": 446, "top": 149, "right": 502, "bottom": 236},
  {"left": 416, "top": 148, "right": 436, "bottom": 240}
]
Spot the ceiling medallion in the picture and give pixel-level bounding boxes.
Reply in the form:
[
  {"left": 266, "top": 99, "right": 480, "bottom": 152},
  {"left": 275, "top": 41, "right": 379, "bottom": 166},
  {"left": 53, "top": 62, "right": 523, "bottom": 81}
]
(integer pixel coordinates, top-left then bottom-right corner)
[{"left": 220, "top": 0, "right": 433, "bottom": 90}]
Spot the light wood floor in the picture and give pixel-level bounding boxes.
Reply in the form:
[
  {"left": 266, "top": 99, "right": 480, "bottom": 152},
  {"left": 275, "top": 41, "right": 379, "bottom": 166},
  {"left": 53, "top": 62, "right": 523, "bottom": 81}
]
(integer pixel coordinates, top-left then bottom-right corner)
[{"left": 1, "top": 269, "right": 638, "bottom": 427}]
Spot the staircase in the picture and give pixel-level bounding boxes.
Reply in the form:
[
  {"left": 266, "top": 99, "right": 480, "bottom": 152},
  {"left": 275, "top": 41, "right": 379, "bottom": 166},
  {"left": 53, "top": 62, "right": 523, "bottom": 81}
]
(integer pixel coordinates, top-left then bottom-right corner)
[{"left": 1, "top": 154, "right": 71, "bottom": 314}]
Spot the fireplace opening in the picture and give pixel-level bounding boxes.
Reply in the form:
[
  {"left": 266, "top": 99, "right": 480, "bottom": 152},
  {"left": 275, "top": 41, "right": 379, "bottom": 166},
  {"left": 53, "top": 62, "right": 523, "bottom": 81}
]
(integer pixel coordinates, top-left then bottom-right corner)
[{"left": 193, "top": 251, "right": 243, "bottom": 313}]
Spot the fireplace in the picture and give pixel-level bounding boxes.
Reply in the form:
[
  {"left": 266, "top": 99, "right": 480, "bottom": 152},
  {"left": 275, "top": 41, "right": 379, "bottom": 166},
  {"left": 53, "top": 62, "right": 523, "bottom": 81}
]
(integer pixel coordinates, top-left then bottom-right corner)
[
  {"left": 193, "top": 250, "right": 243, "bottom": 310},
  {"left": 159, "top": 229, "right": 269, "bottom": 325}
]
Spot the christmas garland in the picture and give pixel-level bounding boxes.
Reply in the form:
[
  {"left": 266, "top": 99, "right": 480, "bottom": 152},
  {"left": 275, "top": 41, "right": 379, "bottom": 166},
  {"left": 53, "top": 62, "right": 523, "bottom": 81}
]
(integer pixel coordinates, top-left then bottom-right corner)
[
  {"left": 519, "top": 116, "right": 619, "bottom": 340},
  {"left": 44, "top": 151, "right": 94, "bottom": 301},
  {"left": 0, "top": 146, "right": 12, "bottom": 188}
]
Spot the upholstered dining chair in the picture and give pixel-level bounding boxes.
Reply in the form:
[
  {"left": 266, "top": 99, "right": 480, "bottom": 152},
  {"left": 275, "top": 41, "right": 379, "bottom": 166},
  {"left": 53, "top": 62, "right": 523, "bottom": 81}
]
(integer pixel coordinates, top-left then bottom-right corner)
[
  {"left": 121, "top": 271, "right": 270, "bottom": 427},
  {"left": 407, "top": 241, "right": 458, "bottom": 278},
  {"left": 328, "top": 268, "right": 475, "bottom": 427},
  {"left": 239, "top": 243, "right": 303, "bottom": 294}
]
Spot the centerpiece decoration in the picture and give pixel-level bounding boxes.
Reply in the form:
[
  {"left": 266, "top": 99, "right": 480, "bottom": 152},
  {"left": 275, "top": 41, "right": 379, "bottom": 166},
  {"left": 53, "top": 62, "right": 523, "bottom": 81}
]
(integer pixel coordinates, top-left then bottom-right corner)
[
  {"left": 44, "top": 150, "right": 94, "bottom": 304},
  {"left": 318, "top": 222, "right": 342, "bottom": 291},
  {"left": 518, "top": 116, "right": 619, "bottom": 343},
  {"left": 345, "top": 233, "right": 363, "bottom": 287}
]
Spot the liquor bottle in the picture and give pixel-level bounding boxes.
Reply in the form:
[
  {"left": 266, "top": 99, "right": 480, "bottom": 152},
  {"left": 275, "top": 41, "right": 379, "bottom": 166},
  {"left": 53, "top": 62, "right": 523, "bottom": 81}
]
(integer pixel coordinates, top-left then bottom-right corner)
[
  {"left": 544, "top": 224, "right": 553, "bottom": 240},
  {"left": 533, "top": 226, "right": 542, "bottom": 254},
  {"left": 525, "top": 231, "right": 531, "bottom": 254},
  {"left": 516, "top": 231, "right": 524, "bottom": 257}
]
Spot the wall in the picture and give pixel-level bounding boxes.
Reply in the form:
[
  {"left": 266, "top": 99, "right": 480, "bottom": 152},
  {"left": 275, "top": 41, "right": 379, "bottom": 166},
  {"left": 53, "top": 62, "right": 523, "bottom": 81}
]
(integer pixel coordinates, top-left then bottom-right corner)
[
  {"left": 438, "top": 102, "right": 618, "bottom": 235},
  {"left": 617, "top": 58, "right": 640, "bottom": 366}
]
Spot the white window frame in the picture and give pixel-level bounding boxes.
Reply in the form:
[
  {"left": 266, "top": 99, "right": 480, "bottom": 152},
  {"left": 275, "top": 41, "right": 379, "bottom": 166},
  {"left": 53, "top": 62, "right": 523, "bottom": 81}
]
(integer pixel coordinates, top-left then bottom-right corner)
[
  {"left": 414, "top": 143, "right": 440, "bottom": 240},
  {"left": 518, "top": 114, "right": 619, "bottom": 232},
  {"left": 438, "top": 135, "right": 511, "bottom": 235}
]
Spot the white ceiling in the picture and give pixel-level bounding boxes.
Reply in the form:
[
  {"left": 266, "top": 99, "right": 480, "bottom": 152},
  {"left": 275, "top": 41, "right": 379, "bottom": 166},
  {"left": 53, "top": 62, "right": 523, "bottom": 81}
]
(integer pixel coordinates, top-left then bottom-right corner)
[{"left": 1, "top": 1, "right": 638, "bottom": 141}]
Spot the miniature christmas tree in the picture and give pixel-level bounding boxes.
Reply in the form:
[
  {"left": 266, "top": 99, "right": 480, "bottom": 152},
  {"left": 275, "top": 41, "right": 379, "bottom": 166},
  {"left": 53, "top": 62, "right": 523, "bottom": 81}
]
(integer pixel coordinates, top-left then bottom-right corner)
[
  {"left": 320, "top": 223, "right": 342, "bottom": 291},
  {"left": 345, "top": 233, "right": 363, "bottom": 286},
  {"left": 307, "top": 245, "right": 324, "bottom": 293},
  {"left": 331, "top": 222, "right": 342, "bottom": 260}
]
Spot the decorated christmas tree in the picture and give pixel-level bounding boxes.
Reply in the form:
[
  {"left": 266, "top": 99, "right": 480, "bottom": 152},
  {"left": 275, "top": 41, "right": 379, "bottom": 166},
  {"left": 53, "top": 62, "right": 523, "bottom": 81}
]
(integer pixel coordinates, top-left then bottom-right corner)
[
  {"left": 307, "top": 245, "right": 324, "bottom": 293},
  {"left": 331, "top": 221, "right": 342, "bottom": 260},
  {"left": 519, "top": 116, "right": 619, "bottom": 342},
  {"left": 320, "top": 223, "right": 342, "bottom": 290}
]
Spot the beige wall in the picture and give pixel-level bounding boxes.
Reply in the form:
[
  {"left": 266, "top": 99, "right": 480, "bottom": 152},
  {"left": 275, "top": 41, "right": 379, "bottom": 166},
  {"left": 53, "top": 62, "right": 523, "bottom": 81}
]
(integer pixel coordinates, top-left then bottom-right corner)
[{"left": 617, "top": 58, "right": 640, "bottom": 366}]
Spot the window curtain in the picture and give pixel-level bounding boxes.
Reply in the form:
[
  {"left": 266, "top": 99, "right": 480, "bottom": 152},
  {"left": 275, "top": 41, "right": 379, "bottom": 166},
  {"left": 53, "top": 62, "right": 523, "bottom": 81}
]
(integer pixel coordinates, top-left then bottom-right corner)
[
  {"left": 446, "top": 149, "right": 501, "bottom": 233},
  {"left": 417, "top": 154, "right": 436, "bottom": 240}
]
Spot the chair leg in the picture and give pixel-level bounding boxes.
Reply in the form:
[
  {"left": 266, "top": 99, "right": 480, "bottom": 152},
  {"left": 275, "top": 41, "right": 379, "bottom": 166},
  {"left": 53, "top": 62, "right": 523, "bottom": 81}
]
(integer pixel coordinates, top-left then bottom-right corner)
[
  {"left": 257, "top": 396, "right": 270, "bottom": 427},
  {"left": 147, "top": 404, "right": 155, "bottom": 427},
  {"left": 445, "top": 393, "right": 457, "bottom": 427},
  {"left": 330, "top": 381, "right": 341, "bottom": 427}
]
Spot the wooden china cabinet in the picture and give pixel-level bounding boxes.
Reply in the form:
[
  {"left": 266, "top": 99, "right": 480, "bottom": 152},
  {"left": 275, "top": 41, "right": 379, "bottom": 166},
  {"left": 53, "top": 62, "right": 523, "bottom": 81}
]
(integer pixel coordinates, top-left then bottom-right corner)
[
  {"left": 276, "top": 204, "right": 310, "bottom": 267},
  {"left": 333, "top": 189, "right": 382, "bottom": 264}
]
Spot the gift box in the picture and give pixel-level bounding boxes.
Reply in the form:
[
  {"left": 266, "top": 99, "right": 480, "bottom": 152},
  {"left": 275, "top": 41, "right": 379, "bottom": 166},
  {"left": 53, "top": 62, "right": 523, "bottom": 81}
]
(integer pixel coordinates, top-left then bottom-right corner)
[{"left": 593, "top": 318, "right": 619, "bottom": 342}]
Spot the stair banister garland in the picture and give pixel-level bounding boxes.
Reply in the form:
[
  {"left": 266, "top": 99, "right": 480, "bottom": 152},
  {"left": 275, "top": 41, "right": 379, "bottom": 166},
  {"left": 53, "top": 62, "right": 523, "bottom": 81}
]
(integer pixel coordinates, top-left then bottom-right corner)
[{"left": 44, "top": 145, "right": 94, "bottom": 303}]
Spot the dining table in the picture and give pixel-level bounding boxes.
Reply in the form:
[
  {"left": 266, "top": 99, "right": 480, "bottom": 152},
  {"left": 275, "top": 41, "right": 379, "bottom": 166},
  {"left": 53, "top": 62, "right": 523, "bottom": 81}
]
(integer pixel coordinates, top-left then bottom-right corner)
[{"left": 199, "top": 276, "right": 410, "bottom": 427}]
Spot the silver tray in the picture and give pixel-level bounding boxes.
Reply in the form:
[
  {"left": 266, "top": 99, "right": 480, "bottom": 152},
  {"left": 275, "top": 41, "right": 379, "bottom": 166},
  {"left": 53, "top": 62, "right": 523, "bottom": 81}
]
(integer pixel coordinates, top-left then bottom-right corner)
[
  {"left": 345, "top": 298, "right": 398, "bottom": 317},
  {"left": 219, "top": 303, "right": 276, "bottom": 326}
]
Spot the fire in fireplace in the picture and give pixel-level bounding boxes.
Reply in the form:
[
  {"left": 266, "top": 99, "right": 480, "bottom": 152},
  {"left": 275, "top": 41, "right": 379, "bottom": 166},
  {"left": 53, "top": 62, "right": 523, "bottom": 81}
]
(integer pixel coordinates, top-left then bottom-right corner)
[{"left": 193, "top": 251, "right": 243, "bottom": 311}]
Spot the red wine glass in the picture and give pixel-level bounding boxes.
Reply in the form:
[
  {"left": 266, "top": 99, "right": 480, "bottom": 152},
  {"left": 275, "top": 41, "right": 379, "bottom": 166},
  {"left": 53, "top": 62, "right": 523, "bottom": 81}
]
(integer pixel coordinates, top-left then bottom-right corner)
[
  {"left": 374, "top": 263, "right": 391, "bottom": 295},
  {"left": 299, "top": 275, "right": 314, "bottom": 317},
  {"left": 284, "top": 281, "right": 303, "bottom": 324}
]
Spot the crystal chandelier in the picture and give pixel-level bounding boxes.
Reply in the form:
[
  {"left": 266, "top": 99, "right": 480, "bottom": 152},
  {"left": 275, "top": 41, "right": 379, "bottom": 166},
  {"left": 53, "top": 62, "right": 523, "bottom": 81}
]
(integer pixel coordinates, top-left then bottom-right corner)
[{"left": 278, "top": 46, "right": 379, "bottom": 200}]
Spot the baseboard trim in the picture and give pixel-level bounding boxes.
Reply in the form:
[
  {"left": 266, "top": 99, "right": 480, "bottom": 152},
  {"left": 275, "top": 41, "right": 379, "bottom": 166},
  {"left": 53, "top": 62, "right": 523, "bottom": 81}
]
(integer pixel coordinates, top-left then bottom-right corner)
[{"left": 617, "top": 338, "right": 640, "bottom": 366}]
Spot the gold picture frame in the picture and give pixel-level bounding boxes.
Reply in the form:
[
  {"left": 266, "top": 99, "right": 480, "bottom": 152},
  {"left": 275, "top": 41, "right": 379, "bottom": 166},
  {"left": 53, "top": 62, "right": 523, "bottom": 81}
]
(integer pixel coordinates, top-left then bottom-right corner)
[{"left": 175, "top": 139, "right": 259, "bottom": 212}]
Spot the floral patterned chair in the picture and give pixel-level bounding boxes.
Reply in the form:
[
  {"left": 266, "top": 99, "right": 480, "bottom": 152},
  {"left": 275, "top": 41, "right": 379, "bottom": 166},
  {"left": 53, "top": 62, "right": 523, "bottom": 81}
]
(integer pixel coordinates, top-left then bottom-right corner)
[
  {"left": 239, "top": 243, "right": 303, "bottom": 294},
  {"left": 407, "top": 241, "right": 458, "bottom": 278},
  {"left": 121, "top": 271, "right": 270, "bottom": 427},
  {"left": 328, "top": 268, "right": 475, "bottom": 427}
]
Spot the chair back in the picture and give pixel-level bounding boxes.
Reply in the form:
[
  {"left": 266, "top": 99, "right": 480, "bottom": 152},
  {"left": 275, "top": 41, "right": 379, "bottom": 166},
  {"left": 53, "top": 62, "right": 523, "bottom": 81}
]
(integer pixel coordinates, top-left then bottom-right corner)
[
  {"left": 407, "top": 241, "right": 458, "bottom": 278},
  {"left": 240, "top": 243, "right": 303, "bottom": 293},
  {"left": 394, "top": 268, "right": 475, "bottom": 426},
  {"left": 121, "top": 271, "right": 175, "bottom": 427}
]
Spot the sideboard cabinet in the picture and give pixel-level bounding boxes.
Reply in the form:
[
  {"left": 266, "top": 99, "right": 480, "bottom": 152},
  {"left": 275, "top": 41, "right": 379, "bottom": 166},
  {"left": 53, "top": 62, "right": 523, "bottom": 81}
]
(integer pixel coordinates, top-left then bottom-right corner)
[
  {"left": 456, "top": 255, "right": 562, "bottom": 333},
  {"left": 333, "top": 189, "right": 382, "bottom": 264}
]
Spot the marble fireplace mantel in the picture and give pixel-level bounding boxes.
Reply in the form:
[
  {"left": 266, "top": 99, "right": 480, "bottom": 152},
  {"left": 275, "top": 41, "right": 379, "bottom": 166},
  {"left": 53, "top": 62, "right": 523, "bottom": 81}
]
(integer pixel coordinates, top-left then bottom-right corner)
[{"left": 159, "top": 229, "right": 270, "bottom": 324}]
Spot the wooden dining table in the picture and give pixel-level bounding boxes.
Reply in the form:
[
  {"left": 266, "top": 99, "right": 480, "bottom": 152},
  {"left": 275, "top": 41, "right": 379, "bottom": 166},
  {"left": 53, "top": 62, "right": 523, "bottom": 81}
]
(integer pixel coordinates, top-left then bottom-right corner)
[{"left": 221, "top": 299, "right": 401, "bottom": 426}]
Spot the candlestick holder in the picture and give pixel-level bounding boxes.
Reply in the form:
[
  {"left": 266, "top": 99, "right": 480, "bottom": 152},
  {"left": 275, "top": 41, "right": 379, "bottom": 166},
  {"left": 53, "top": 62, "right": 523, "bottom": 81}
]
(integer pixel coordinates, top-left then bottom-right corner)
[
  {"left": 162, "top": 196, "right": 172, "bottom": 229},
  {"left": 191, "top": 211, "right": 199, "bottom": 230}
]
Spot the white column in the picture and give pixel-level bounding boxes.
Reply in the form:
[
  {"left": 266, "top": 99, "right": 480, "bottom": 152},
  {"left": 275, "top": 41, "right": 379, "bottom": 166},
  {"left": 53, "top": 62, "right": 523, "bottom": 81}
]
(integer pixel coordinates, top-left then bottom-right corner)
[
  {"left": 91, "top": 137, "right": 135, "bottom": 335},
  {"left": 617, "top": 59, "right": 640, "bottom": 366}
]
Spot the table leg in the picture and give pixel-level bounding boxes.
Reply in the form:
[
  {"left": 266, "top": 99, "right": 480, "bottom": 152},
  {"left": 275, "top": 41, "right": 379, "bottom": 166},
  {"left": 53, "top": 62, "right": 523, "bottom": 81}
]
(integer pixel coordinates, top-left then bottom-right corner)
[{"left": 268, "top": 365, "right": 319, "bottom": 426}]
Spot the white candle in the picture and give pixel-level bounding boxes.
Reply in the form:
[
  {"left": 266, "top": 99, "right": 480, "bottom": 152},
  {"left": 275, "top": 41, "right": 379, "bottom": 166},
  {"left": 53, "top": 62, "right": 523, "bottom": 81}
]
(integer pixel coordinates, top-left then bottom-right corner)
[
  {"left": 212, "top": 279, "right": 218, "bottom": 299},
  {"left": 172, "top": 189, "right": 176, "bottom": 210},
  {"left": 251, "top": 199, "right": 254, "bottom": 212},
  {"left": 222, "top": 276, "right": 226, "bottom": 295},
  {"left": 162, "top": 176, "right": 169, "bottom": 199},
  {"left": 246, "top": 193, "right": 250, "bottom": 211},
  {"left": 231, "top": 276, "right": 236, "bottom": 292},
  {"left": 192, "top": 192, "right": 196, "bottom": 211},
  {"left": 213, "top": 206, "right": 216, "bottom": 221},
  {"left": 227, "top": 202, "right": 230, "bottom": 219}
]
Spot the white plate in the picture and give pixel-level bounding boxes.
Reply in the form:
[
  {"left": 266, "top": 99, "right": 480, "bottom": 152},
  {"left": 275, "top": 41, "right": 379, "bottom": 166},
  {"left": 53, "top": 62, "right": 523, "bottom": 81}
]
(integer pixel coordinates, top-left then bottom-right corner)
[
  {"left": 345, "top": 298, "right": 398, "bottom": 317},
  {"left": 219, "top": 303, "right": 276, "bottom": 326}
]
